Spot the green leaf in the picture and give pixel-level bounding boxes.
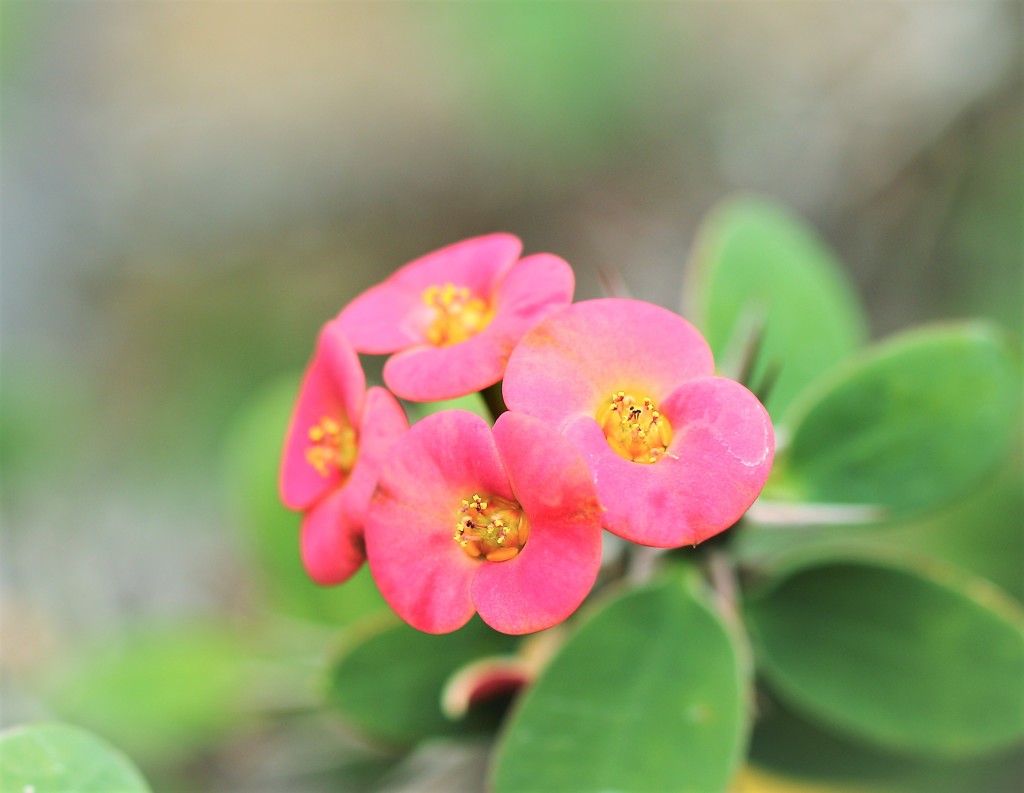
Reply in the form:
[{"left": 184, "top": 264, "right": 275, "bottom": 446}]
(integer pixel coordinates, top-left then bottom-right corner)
[
  {"left": 748, "top": 697, "right": 1024, "bottom": 793},
  {"left": 325, "top": 616, "right": 518, "bottom": 745},
  {"left": 744, "top": 555, "right": 1024, "bottom": 756},
  {"left": 491, "top": 574, "right": 748, "bottom": 793},
  {"left": 770, "top": 323, "right": 1021, "bottom": 513},
  {"left": 46, "top": 624, "right": 250, "bottom": 766},
  {"left": 685, "top": 196, "right": 867, "bottom": 417},
  {"left": 222, "top": 376, "right": 387, "bottom": 624},
  {"left": 0, "top": 723, "right": 151, "bottom": 793}
]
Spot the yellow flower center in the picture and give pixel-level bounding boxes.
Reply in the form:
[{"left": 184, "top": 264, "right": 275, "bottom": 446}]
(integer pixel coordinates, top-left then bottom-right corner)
[
  {"left": 305, "top": 416, "right": 358, "bottom": 477},
  {"left": 423, "top": 283, "right": 494, "bottom": 347},
  {"left": 452, "top": 493, "right": 529, "bottom": 562},
  {"left": 595, "top": 391, "right": 673, "bottom": 464}
]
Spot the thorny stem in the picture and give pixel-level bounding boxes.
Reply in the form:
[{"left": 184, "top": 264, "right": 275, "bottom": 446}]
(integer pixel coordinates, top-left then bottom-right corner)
[{"left": 745, "top": 499, "right": 886, "bottom": 526}]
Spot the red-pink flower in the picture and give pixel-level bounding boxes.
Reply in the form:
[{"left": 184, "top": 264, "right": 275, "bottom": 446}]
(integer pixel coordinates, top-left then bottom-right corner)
[
  {"left": 280, "top": 319, "right": 408, "bottom": 585},
  {"left": 336, "top": 234, "right": 574, "bottom": 402},
  {"left": 503, "top": 298, "right": 774, "bottom": 548},
  {"left": 364, "top": 410, "right": 603, "bottom": 635}
]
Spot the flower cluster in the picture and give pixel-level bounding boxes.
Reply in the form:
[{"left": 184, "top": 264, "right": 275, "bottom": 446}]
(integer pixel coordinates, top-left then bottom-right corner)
[{"left": 280, "top": 234, "right": 774, "bottom": 635}]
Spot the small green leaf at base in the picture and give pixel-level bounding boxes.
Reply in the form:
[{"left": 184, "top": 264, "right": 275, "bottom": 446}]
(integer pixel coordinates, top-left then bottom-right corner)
[{"left": 490, "top": 575, "right": 748, "bottom": 793}]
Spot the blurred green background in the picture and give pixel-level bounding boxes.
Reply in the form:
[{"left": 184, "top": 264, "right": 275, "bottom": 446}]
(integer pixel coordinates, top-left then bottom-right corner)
[{"left": 1, "top": 2, "right": 1021, "bottom": 791}]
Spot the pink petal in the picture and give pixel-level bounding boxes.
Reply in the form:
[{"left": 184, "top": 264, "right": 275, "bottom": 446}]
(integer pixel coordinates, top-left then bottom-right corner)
[
  {"left": 388, "top": 233, "right": 523, "bottom": 295},
  {"left": 334, "top": 284, "right": 428, "bottom": 353},
  {"left": 280, "top": 321, "right": 366, "bottom": 510},
  {"left": 485, "top": 253, "right": 575, "bottom": 350},
  {"left": 381, "top": 253, "right": 574, "bottom": 402},
  {"left": 382, "top": 340, "right": 506, "bottom": 402},
  {"left": 503, "top": 298, "right": 715, "bottom": 426},
  {"left": 301, "top": 487, "right": 367, "bottom": 585},
  {"left": 337, "top": 234, "right": 522, "bottom": 354},
  {"left": 299, "top": 386, "right": 409, "bottom": 585},
  {"left": 472, "top": 413, "right": 603, "bottom": 634},
  {"left": 338, "top": 386, "right": 410, "bottom": 523},
  {"left": 565, "top": 377, "right": 774, "bottom": 547},
  {"left": 364, "top": 410, "right": 514, "bottom": 633}
]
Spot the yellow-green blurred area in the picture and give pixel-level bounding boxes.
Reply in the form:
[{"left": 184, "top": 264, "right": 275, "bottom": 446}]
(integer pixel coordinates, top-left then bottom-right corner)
[{"left": 1, "top": 2, "right": 1021, "bottom": 791}]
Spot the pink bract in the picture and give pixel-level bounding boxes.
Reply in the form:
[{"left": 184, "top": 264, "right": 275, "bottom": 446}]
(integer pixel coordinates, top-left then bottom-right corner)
[
  {"left": 280, "top": 319, "right": 408, "bottom": 585},
  {"left": 503, "top": 298, "right": 774, "bottom": 548},
  {"left": 336, "top": 234, "right": 574, "bottom": 402},
  {"left": 364, "top": 410, "right": 604, "bottom": 635}
]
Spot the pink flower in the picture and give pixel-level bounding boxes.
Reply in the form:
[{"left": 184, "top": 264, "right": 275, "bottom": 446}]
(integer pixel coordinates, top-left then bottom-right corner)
[
  {"left": 336, "top": 234, "right": 574, "bottom": 402},
  {"left": 364, "top": 410, "right": 603, "bottom": 635},
  {"left": 280, "top": 319, "right": 408, "bottom": 585},
  {"left": 503, "top": 298, "right": 774, "bottom": 548}
]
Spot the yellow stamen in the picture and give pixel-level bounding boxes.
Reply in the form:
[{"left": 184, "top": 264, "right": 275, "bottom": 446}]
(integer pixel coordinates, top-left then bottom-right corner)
[
  {"left": 305, "top": 415, "right": 358, "bottom": 477},
  {"left": 422, "top": 282, "right": 494, "bottom": 347},
  {"left": 595, "top": 391, "right": 673, "bottom": 464},
  {"left": 452, "top": 493, "right": 529, "bottom": 562}
]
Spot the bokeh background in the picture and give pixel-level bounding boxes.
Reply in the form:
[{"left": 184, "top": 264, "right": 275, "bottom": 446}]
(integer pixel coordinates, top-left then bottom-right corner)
[{"left": 2, "top": 2, "right": 1021, "bottom": 791}]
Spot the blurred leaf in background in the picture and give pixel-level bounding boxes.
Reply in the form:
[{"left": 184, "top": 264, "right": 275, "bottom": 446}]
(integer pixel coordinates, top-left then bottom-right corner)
[
  {"left": 0, "top": 359, "right": 94, "bottom": 499},
  {"left": 44, "top": 623, "right": 254, "bottom": 770},
  {"left": 685, "top": 197, "right": 868, "bottom": 418},
  {"left": 0, "top": 723, "right": 152, "bottom": 793}
]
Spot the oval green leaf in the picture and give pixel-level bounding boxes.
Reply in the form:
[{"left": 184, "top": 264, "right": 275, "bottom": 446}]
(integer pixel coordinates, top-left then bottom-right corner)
[
  {"left": 685, "top": 196, "right": 867, "bottom": 417},
  {"left": 748, "top": 697, "right": 1024, "bottom": 793},
  {"left": 222, "top": 376, "right": 387, "bottom": 624},
  {"left": 0, "top": 723, "right": 151, "bottom": 793},
  {"left": 325, "top": 617, "right": 518, "bottom": 745},
  {"left": 771, "top": 323, "right": 1021, "bottom": 513},
  {"left": 491, "top": 574, "right": 748, "bottom": 793},
  {"left": 744, "top": 555, "right": 1024, "bottom": 756}
]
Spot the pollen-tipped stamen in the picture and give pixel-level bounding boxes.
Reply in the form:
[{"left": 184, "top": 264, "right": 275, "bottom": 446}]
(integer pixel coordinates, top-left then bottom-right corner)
[
  {"left": 423, "top": 282, "right": 494, "bottom": 347},
  {"left": 305, "top": 415, "right": 358, "bottom": 477},
  {"left": 452, "top": 493, "right": 529, "bottom": 562},
  {"left": 596, "top": 391, "right": 673, "bottom": 464}
]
